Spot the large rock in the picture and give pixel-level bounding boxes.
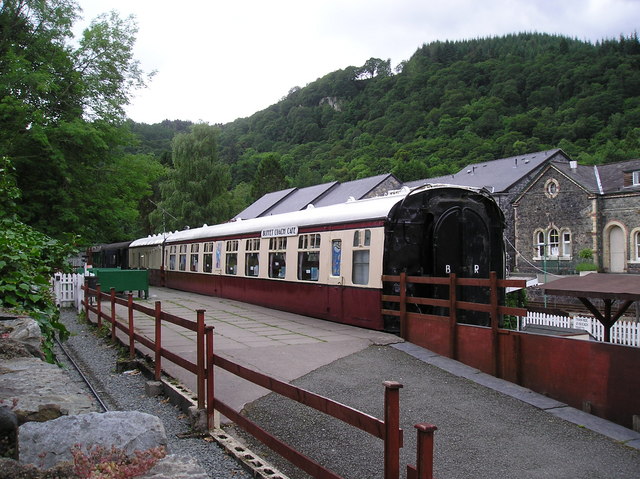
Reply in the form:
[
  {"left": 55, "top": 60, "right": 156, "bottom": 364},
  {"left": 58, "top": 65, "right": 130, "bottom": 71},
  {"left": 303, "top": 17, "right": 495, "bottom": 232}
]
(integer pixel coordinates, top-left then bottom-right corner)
[
  {"left": 0, "top": 357, "right": 96, "bottom": 424},
  {"left": 0, "top": 317, "right": 42, "bottom": 349},
  {"left": 19, "top": 411, "right": 167, "bottom": 469}
]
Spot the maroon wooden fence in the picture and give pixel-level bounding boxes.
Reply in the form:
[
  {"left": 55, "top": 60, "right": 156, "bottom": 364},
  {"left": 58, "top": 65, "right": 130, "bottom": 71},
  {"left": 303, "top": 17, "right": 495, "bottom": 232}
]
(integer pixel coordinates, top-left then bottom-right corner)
[
  {"left": 81, "top": 283, "right": 436, "bottom": 478},
  {"left": 382, "top": 271, "right": 640, "bottom": 429}
]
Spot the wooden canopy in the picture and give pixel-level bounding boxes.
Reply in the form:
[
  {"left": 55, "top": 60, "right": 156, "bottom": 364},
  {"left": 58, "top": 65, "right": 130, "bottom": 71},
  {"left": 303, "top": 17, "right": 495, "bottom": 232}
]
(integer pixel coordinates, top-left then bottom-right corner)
[{"left": 542, "top": 273, "right": 640, "bottom": 342}]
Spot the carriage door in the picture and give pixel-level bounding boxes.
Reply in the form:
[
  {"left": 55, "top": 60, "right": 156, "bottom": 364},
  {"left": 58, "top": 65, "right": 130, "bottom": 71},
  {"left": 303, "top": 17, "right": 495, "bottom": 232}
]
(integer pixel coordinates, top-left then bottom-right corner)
[{"left": 432, "top": 207, "right": 492, "bottom": 325}]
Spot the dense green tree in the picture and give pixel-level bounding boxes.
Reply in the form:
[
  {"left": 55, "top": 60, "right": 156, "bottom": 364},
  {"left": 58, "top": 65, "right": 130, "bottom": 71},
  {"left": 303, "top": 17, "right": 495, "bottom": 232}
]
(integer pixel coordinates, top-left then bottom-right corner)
[
  {"left": 153, "top": 124, "right": 231, "bottom": 231},
  {"left": 251, "top": 154, "right": 288, "bottom": 200},
  {"left": 0, "top": 0, "right": 156, "bottom": 242}
]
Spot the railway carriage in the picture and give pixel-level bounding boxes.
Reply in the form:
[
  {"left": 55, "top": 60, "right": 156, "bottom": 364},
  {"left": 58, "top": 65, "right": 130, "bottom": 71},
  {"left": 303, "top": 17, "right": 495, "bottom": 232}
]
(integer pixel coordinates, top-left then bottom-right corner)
[{"left": 129, "top": 184, "right": 505, "bottom": 331}]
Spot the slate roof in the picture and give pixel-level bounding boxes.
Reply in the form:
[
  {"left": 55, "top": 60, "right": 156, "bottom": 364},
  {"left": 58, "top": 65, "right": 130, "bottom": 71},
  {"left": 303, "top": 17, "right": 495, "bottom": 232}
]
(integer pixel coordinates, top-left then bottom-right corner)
[
  {"left": 405, "top": 149, "right": 567, "bottom": 193},
  {"left": 234, "top": 174, "right": 399, "bottom": 220},
  {"left": 597, "top": 159, "right": 640, "bottom": 194},
  {"left": 234, "top": 187, "right": 296, "bottom": 220},
  {"left": 314, "top": 174, "right": 397, "bottom": 207},
  {"left": 265, "top": 181, "right": 337, "bottom": 216},
  {"left": 550, "top": 162, "right": 601, "bottom": 193}
]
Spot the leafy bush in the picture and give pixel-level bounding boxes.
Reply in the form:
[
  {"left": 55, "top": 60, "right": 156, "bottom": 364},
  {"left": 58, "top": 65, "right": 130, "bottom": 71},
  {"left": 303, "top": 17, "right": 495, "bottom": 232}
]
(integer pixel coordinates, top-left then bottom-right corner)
[{"left": 0, "top": 157, "right": 76, "bottom": 361}]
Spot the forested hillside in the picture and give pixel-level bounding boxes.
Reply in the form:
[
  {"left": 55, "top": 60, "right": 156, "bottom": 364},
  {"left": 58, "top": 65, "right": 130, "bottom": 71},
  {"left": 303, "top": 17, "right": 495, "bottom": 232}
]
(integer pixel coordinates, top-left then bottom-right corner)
[{"left": 205, "top": 33, "right": 639, "bottom": 191}]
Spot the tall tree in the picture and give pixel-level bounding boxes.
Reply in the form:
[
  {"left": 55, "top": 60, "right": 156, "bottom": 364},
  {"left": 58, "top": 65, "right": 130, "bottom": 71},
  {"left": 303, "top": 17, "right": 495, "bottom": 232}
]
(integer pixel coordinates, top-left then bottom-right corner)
[
  {"left": 154, "top": 124, "right": 232, "bottom": 231},
  {"left": 251, "top": 153, "right": 288, "bottom": 200},
  {"left": 0, "top": 0, "right": 156, "bottom": 242}
]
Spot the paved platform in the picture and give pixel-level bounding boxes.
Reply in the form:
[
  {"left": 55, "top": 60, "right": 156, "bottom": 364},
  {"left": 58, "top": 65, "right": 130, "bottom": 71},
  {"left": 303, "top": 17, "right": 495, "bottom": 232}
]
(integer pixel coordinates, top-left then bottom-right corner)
[
  {"left": 111, "top": 287, "right": 401, "bottom": 415},
  {"left": 107, "top": 287, "right": 640, "bottom": 478}
]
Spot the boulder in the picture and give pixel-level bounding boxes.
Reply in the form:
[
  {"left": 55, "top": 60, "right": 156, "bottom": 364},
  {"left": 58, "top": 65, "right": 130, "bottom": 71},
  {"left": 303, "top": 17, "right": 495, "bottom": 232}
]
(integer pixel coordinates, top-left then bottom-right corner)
[
  {"left": 0, "top": 317, "right": 42, "bottom": 349},
  {"left": 0, "top": 357, "right": 96, "bottom": 424},
  {"left": 19, "top": 411, "right": 167, "bottom": 469}
]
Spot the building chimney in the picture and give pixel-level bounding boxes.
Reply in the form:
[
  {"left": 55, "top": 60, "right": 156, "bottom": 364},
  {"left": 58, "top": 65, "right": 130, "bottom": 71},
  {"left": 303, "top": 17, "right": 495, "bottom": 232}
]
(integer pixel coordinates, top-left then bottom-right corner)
[{"left": 570, "top": 160, "right": 577, "bottom": 170}]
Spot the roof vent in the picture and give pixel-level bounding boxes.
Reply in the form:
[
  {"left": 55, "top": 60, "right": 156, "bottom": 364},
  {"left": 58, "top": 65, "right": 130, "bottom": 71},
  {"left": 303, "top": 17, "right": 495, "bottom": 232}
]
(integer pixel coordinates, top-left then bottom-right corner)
[
  {"left": 524, "top": 159, "right": 530, "bottom": 164},
  {"left": 306, "top": 204, "right": 315, "bottom": 209}
]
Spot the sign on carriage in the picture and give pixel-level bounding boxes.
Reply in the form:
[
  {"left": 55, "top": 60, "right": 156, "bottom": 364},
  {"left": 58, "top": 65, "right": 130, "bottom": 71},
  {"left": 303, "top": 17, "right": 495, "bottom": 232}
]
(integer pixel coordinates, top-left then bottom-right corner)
[{"left": 261, "top": 226, "right": 298, "bottom": 238}]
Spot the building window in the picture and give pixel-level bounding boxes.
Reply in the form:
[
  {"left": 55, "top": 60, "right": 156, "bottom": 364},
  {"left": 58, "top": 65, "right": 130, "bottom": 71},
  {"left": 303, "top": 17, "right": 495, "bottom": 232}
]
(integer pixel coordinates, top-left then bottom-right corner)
[
  {"left": 179, "top": 244, "right": 187, "bottom": 271},
  {"left": 226, "top": 240, "right": 238, "bottom": 275},
  {"left": 544, "top": 178, "right": 559, "bottom": 198},
  {"left": 548, "top": 229, "right": 559, "bottom": 257},
  {"left": 269, "top": 237, "right": 287, "bottom": 279},
  {"left": 203, "top": 242, "right": 214, "bottom": 273},
  {"left": 298, "top": 234, "right": 321, "bottom": 281},
  {"left": 535, "top": 231, "right": 545, "bottom": 258},
  {"left": 245, "top": 238, "right": 260, "bottom": 277},
  {"left": 561, "top": 230, "right": 572, "bottom": 258},
  {"left": 635, "top": 231, "right": 640, "bottom": 261},
  {"left": 331, "top": 239, "right": 342, "bottom": 276},
  {"left": 633, "top": 171, "right": 640, "bottom": 186},
  {"left": 190, "top": 244, "right": 199, "bottom": 272}
]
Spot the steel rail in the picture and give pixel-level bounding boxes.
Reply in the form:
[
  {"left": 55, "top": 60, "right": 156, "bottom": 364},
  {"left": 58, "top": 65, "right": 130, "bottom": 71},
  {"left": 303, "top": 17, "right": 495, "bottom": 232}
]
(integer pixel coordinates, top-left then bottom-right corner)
[{"left": 54, "top": 337, "right": 110, "bottom": 413}]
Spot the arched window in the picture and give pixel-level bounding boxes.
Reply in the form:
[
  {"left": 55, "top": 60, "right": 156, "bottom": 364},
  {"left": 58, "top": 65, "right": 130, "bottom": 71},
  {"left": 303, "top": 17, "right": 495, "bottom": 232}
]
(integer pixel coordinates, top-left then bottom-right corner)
[
  {"left": 548, "top": 229, "right": 559, "bottom": 257},
  {"left": 535, "top": 231, "right": 545, "bottom": 258},
  {"left": 635, "top": 231, "right": 640, "bottom": 261}
]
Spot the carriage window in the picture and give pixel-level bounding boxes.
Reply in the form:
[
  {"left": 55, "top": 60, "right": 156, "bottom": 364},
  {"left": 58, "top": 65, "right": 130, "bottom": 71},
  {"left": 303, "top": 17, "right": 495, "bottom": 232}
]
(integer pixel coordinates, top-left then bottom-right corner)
[
  {"left": 352, "top": 250, "right": 370, "bottom": 285},
  {"left": 226, "top": 240, "right": 238, "bottom": 275},
  {"left": 245, "top": 238, "right": 260, "bottom": 277},
  {"left": 179, "top": 244, "right": 187, "bottom": 271},
  {"left": 298, "top": 234, "right": 321, "bottom": 281},
  {"left": 353, "top": 229, "right": 371, "bottom": 247},
  {"left": 331, "top": 240, "right": 342, "bottom": 276},
  {"left": 169, "top": 245, "right": 177, "bottom": 270},
  {"left": 203, "top": 242, "right": 214, "bottom": 273},
  {"left": 190, "top": 244, "right": 199, "bottom": 272},
  {"left": 269, "top": 237, "right": 287, "bottom": 279}
]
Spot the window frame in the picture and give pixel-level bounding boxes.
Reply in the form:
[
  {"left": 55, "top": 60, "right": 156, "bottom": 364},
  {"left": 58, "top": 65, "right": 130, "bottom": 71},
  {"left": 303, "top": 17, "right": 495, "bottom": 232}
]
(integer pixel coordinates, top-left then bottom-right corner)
[
  {"left": 297, "top": 234, "right": 321, "bottom": 281},
  {"left": 245, "top": 238, "right": 260, "bottom": 277},
  {"left": 225, "top": 240, "right": 239, "bottom": 275},
  {"left": 268, "top": 237, "right": 287, "bottom": 279}
]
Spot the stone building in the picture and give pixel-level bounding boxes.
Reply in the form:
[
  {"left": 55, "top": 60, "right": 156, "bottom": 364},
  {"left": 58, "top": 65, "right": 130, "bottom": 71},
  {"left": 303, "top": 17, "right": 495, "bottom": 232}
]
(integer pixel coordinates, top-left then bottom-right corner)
[{"left": 513, "top": 159, "right": 640, "bottom": 275}]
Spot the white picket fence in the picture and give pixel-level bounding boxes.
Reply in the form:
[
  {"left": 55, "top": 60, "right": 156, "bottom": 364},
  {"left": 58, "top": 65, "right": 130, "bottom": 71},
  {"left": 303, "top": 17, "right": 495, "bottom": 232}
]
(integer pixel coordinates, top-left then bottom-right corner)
[
  {"left": 521, "top": 311, "right": 640, "bottom": 347},
  {"left": 51, "top": 273, "right": 88, "bottom": 313}
]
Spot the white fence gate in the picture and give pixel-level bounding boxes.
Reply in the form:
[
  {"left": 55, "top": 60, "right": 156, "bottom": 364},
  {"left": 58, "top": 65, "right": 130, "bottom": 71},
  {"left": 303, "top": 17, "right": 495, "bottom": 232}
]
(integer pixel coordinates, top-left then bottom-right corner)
[
  {"left": 521, "top": 311, "right": 640, "bottom": 347},
  {"left": 51, "top": 273, "right": 87, "bottom": 313}
]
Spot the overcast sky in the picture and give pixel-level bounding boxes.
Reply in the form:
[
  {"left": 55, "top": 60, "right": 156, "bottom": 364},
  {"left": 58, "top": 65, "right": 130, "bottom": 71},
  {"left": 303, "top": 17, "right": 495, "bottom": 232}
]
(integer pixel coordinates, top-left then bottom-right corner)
[{"left": 75, "top": 0, "right": 640, "bottom": 125}]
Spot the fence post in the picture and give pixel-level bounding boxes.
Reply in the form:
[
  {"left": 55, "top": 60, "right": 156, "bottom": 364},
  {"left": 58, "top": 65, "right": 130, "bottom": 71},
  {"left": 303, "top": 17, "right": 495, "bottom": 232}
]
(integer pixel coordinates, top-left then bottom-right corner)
[
  {"left": 96, "top": 284, "right": 102, "bottom": 329},
  {"left": 128, "top": 293, "right": 135, "bottom": 359},
  {"left": 399, "top": 272, "right": 407, "bottom": 339},
  {"left": 449, "top": 273, "right": 458, "bottom": 359},
  {"left": 110, "top": 287, "right": 116, "bottom": 341},
  {"left": 154, "top": 301, "right": 162, "bottom": 381},
  {"left": 196, "top": 309, "right": 206, "bottom": 410},
  {"left": 205, "top": 325, "right": 216, "bottom": 430},
  {"left": 383, "top": 381, "right": 403, "bottom": 479},
  {"left": 490, "top": 271, "right": 500, "bottom": 377},
  {"left": 413, "top": 423, "right": 438, "bottom": 479}
]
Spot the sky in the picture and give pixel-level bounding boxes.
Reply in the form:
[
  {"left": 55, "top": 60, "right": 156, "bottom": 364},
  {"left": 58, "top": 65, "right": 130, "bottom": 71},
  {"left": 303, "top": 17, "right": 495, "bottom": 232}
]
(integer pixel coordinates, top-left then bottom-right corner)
[{"left": 74, "top": 0, "right": 640, "bottom": 125}]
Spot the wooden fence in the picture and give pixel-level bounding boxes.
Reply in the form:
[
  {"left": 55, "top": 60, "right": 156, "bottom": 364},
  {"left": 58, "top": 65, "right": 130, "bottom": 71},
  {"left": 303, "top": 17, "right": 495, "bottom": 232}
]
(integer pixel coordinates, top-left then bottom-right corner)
[
  {"left": 80, "top": 282, "right": 436, "bottom": 479},
  {"left": 382, "top": 271, "right": 527, "bottom": 376}
]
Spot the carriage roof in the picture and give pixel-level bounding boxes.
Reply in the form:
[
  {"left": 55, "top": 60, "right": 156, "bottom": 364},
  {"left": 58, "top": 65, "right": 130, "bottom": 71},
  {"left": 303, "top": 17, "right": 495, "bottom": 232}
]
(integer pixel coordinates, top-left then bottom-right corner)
[{"left": 130, "top": 184, "right": 483, "bottom": 247}]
